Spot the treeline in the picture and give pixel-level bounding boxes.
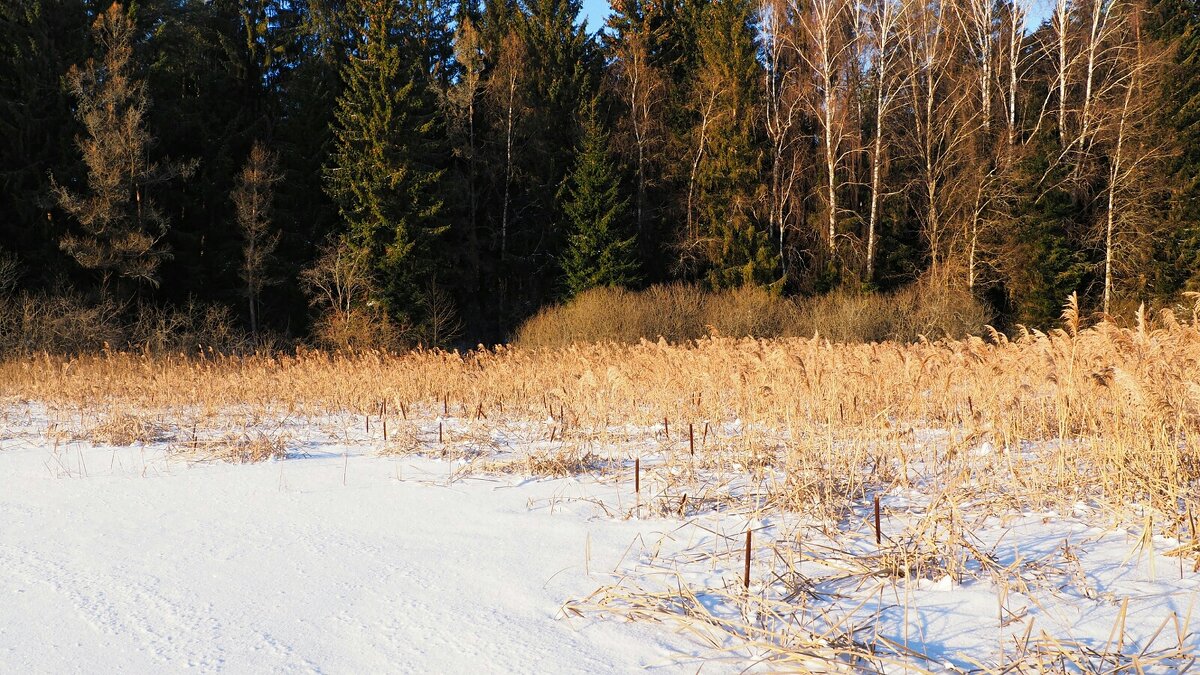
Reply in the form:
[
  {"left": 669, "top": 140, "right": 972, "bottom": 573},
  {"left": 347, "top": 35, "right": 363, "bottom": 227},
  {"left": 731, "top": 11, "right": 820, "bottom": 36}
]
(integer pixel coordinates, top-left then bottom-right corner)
[{"left": 1, "top": 0, "right": 1198, "bottom": 349}]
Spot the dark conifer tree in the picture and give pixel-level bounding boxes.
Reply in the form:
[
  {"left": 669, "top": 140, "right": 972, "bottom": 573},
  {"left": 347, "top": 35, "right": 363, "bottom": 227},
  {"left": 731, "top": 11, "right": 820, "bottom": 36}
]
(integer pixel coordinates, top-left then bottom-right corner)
[
  {"left": 689, "top": 0, "right": 779, "bottom": 289},
  {"left": 1148, "top": 0, "right": 1200, "bottom": 293},
  {"left": 324, "top": 0, "right": 447, "bottom": 328},
  {"left": 0, "top": 1, "right": 90, "bottom": 287},
  {"left": 560, "top": 103, "right": 639, "bottom": 297}
]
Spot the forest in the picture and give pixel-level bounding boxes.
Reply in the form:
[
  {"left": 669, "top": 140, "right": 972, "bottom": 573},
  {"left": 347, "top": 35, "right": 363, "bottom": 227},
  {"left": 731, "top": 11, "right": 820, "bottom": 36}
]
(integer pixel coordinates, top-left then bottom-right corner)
[{"left": 1, "top": 0, "right": 1198, "bottom": 349}]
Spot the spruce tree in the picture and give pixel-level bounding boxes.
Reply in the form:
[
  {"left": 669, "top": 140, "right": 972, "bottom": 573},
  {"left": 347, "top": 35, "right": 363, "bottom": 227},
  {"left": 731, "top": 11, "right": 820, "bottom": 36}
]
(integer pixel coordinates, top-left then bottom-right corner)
[
  {"left": 0, "top": 0, "right": 89, "bottom": 287},
  {"left": 518, "top": 0, "right": 598, "bottom": 310},
  {"left": 560, "top": 105, "right": 639, "bottom": 297},
  {"left": 690, "top": 0, "right": 780, "bottom": 290},
  {"left": 324, "top": 0, "right": 447, "bottom": 329},
  {"left": 1148, "top": 0, "right": 1200, "bottom": 293},
  {"left": 1001, "top": 132, "right": 1090, "bottom": 326}
]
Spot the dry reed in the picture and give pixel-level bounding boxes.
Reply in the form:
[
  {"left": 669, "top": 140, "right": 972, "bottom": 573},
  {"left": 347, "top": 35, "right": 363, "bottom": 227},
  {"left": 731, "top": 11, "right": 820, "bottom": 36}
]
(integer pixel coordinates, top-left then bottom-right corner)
[{"left": 3, "top": 301, "right": 1199, "bottom": 669}]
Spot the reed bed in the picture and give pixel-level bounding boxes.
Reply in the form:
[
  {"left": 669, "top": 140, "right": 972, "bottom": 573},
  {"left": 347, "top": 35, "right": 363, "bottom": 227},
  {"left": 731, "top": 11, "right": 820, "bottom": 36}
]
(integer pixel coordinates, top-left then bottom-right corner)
[
  {"left": 5, "top": 305, "right": 1197, "bottom": 509},
  {"left": 3, "top": 301, "right": 1199, "bottom": 669}
]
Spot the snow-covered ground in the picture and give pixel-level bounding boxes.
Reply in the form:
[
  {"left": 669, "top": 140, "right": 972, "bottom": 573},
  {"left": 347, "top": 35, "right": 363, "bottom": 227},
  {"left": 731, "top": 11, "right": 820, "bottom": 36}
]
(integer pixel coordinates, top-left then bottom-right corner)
[
  {"left": 2, "top": 403, "right": 1198, "bottom": 672},
  {"left": 0, "top": 414, "right": 706, "bottom": 673}
]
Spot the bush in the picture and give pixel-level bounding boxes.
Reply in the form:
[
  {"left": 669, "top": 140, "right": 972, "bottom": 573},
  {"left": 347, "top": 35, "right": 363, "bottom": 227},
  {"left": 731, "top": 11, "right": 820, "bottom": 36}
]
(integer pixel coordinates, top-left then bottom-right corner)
[
  {"left": 703, "top": 285, "right": 799, "bottom": 338},
  {"left": 791, "top": 280, "right": 992, "bottom": 343},
  {"left": 310, "top": 307, "right": 405, "bottom": 352},
  {"left": 515, "top": 280, "right": 992, "bottom": 347},
  {"left": 0, "top": 293, "right": 249, "bottom": 356},
  {"left": 0, "top": 292, "right": 124, "bottom": 354},
  {"left": 515, "top": 284, "right": 702, "bottom": 347},
  {"left": 128, "top": 300, "right": 248, "bottom": 353}
]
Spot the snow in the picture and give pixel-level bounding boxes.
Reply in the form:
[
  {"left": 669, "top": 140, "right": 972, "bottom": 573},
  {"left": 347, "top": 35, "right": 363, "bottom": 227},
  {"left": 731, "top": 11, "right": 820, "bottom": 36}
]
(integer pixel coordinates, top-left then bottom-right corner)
[
  {"left": 2, "top": 402, "right": 1198, "bottom": 672},
  {"left": 0, "top": 424, "right": 701, "bottom": 672}
]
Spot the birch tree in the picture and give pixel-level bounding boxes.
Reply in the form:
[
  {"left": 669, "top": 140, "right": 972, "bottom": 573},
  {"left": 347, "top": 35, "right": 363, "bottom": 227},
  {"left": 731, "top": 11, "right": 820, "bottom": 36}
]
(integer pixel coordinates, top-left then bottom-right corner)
[
  {"left": 760, "top": 0, "right": 807, "bottom": 276},
  {"left": 798, "top": 0, "right": 857, "bottom": 258},
  {"left": 607, "top": 3, "right": 667, "bottom": 241},
  {"left": 1098, "top": 6, "right": 1161, "bottom": 313},
  {"left": 901, "top": 0, "right": 976, "bottom": 275},
  {"left": 860, "top": 0, "right": 906, "bottom": 281}
]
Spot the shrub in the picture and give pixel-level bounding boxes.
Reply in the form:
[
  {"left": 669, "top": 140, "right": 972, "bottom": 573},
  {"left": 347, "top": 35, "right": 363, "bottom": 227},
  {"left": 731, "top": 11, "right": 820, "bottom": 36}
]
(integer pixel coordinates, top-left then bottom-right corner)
[
  {"left": 515, "top": 280, "right": 992, "bottom": 347},
  {"left": 0, "top": 293, "right": 249, "bottom": 356},
  {"left": 311, "top": 307, "right": 405, "bottom": 352},
  {"left": 129, "top": 301, "right": 248, "bottom": 353},
  {"left": 0, "top": 292, "right": 124, "bottom": 354},
  {"left": 515, "top": 285, "right": 705, "bottom": 347},
  {"left": 702, "top": 285, "right": 799, "bottom": 338},
  {"left": 794, "top": 280, "right": 992, "bottom": 343}
]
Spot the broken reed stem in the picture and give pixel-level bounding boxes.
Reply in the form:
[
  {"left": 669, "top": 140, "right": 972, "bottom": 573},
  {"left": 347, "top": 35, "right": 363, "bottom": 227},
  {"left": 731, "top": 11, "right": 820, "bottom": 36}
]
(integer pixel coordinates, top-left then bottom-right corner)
[
  {"left": 744, "top": 529, "right": 752, "bottom": 591},
  {"left": 874, "top": 494, "right": 882, "bottom": 545},
  {"left": 689, "top": 423, "right": 694, "bottom": 456}
]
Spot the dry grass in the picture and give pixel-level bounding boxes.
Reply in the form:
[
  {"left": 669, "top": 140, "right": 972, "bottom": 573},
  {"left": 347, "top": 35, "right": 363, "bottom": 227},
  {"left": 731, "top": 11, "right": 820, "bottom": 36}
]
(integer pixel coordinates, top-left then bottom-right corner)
[
  {"left": 88, "top": 412, "right": 169, "bottom": 446},
  {"left": 5, "top": 304, "right": 1193, "bottom": 509},
  {"left": 175, "top": 430, "right": 290, "bottom": 464},
  {"left": 3, "top": 299, "right": 1199, "bottom": 669}
]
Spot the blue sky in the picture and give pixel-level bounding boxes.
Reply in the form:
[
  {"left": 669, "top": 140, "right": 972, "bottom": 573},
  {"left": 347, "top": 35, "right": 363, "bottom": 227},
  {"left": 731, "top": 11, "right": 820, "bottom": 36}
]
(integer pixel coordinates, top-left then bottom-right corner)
[
  {"left": 580, "top": 0, "right": 611, "bottom": 31},
  {"left": 577, "top": 0, "right": 1052, "bottom": 35}
]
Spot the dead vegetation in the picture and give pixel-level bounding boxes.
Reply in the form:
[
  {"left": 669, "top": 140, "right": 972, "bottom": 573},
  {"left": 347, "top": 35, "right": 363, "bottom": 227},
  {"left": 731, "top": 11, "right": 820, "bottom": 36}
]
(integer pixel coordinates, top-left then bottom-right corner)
[
  {"left": 2, "top": 298, "right": 1199, "bottom": 669},
  {"left": 175, "top": 430, "right": 290, "bottom": 464}
]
